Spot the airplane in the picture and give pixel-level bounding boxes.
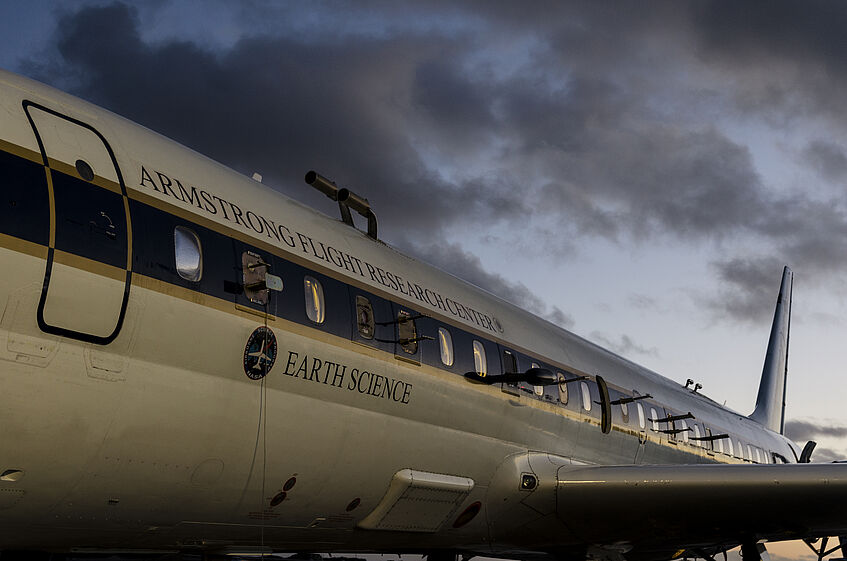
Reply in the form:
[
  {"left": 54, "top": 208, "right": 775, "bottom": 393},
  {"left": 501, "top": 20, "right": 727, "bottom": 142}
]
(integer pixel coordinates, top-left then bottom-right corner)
[{"left": 0, "top": 67, "right": 846, "bottom": 561}]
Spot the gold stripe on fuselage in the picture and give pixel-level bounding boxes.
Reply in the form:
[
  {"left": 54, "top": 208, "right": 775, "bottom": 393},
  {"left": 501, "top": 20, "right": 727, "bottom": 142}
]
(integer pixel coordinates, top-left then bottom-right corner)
[
  {"left": 0, "top": 231, "right": 48, "bottom": 260},
  {"left": 0, "top": 141, "right": 747, "bottom": 465},
  {"left": 52, "top": 249, "right": 126, "bottom": 282},
  {"left": 0, "top": 137, "right": 42, "bottom": 164},
  {"left": 46, "top": 156, "right": 123, "bottom": 196}
]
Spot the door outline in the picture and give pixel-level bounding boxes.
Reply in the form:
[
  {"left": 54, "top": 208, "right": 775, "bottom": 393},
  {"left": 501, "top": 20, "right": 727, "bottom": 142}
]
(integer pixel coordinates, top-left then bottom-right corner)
[{"left": 23, "top": 100, "right": 132, "bottom": 345}]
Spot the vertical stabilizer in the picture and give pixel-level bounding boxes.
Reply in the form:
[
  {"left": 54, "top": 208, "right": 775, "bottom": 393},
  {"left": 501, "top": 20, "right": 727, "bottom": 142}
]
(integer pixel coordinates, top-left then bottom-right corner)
[{"left": 749, "top": 266, "right": 793, "bottom": 433}]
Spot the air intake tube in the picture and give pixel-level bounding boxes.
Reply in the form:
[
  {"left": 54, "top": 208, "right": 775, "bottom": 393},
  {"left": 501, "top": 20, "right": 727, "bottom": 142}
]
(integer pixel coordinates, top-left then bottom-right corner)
[{"left": 305, "top": 171, "right": 378, "bottom": 240}]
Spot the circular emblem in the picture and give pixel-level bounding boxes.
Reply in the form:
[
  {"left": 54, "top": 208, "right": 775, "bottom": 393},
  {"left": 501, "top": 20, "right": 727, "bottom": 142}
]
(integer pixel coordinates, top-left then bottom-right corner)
[{"left": 243, "top": 326, "right": 277, "bottom": 380}]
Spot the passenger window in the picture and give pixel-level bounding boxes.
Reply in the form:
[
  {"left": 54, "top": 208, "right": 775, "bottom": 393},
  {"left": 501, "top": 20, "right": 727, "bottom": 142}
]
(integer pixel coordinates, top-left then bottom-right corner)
[
  {"left": 754, "top": 448, "right": 762, "bottom": 464},
  {"left": 620, "top": 400, "right": 629, "bottom": 421},
  {"left": 557, "top": 372, "right": 568, "bottom": 405},
  {"left": 397, "top": 311, "right": 418, "bottom": 355},
  {"left": 356, "top": 296, "right": 375, "bottom": 339},
  {"left": 174, "top": 226, "right": 202, "bottom": 282},
  {"left": 680, "top": 420, "right": 689, "bottom": 443},
  {"left": 438, "top": 327, "right": 454, "bottom": 366},
  {"left": 636, "top": 402, "right": 646, "bottom": 429},
  {"left": 580, "top": 381, "right": 592, "bottom": 412},
  {"left": 304, "top": 276, "right": 325, "bottom": 324},
  {"left": 649, "top": 407, "right": 659, "bottom": 432},
  {"left": 692, "top": 424, "right": 701, "bottom": 447},
  {"left": 473, "top": 340, "right": 487, "bottom": 375},
  {"left": 737, "top": 440, "right": 744, "bottom": 459},
  {"left": 715, "top": 435, "right": 724, "bottom": 454},
  {"left": 531, "top": 362, "right": 543, "bottom": 396}
]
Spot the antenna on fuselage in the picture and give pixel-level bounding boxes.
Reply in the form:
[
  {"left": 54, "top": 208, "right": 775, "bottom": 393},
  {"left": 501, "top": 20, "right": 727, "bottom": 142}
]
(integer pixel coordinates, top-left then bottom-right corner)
[{"left": 305, "top": 170, "right": 378, "bottom": 240}]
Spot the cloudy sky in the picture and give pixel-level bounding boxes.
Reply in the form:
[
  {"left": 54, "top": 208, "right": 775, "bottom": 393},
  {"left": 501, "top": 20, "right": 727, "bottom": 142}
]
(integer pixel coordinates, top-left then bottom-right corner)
[{"left": 2, "top": 3, "right": 847, "bottom": 554}]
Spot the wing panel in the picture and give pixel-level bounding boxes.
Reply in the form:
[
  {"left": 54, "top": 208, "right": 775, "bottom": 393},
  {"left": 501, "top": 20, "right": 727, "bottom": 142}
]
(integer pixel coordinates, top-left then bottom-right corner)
[{"left": 557, "top": 464, "right": 847, "bottom": 549}]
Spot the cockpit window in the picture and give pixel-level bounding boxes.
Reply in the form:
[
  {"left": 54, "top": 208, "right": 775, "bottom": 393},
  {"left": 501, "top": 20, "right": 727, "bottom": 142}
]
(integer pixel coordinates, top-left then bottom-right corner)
[{"left": 174, "top": 226, "right": 202, "bottom": 282}]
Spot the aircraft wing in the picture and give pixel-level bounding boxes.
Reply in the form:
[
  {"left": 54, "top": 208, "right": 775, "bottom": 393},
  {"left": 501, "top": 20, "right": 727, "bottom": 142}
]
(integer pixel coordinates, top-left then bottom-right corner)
[{"left": 552, "top": 463, "right": 847, "bottom": 558}]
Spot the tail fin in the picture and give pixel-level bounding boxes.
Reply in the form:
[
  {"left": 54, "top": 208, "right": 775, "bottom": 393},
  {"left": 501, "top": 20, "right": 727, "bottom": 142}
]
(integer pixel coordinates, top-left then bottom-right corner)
[{"left": 749, "top": 266, "right": 793, "bottom": 433}]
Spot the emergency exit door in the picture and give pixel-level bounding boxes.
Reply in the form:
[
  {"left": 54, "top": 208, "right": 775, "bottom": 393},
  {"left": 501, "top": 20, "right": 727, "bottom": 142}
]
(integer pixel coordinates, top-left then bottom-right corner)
[{"left": 25, "top": 102, "right": 132, "bottom": 344}]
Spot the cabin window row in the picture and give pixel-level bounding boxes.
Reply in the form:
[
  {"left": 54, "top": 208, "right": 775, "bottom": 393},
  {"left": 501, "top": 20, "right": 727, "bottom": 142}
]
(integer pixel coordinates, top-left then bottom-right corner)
[{"left": 169, "top": 224, "right": 778, "bottom": 465}]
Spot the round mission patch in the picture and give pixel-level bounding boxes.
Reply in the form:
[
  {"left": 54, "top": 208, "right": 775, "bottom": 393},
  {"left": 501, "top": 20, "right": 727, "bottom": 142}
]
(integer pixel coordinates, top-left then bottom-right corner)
[{"left": 243, "top": 326, "right": 277, "bottom": 380}]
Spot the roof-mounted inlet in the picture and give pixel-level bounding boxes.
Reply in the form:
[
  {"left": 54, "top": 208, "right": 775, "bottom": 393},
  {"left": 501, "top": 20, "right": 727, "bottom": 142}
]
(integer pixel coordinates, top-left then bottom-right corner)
[{"left": 305, "top": 170, "right": 378, "bottom": 240}]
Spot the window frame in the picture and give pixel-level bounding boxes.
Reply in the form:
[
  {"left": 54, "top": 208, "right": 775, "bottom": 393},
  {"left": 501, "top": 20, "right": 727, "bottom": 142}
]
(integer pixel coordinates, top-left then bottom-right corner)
[
  {"left": 174, "top": 225, "right": 202, "bottom": 282},
  {"left": 438, "top": 327, "right": 454, "bottom": 366},
  {"left": 304, "top": 275, "right": 325, "bottom": 324},
  {"left": 472, "top": 340, "right": 487, "bottom": 376},
  {"left": 580, "top": 381, "right": 592, "bottom": 412}
]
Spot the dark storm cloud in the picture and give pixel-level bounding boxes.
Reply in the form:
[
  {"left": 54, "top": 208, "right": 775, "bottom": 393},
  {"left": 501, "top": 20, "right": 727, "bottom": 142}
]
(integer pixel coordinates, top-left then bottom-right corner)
[
  {"left": 803, "top": 140, "right": 847, "bottom": 180},
  {"left": 692, "top": 1, "right": 847, "bottom": 77},
  {"left": 708, "top": 192, "right": 847, "bottom": 322},
  {"left": 23, "top": 2, "right": 771, "bottom": 245},
  {"left": 784, "top": 419, "right": 847, "bottom": 441},
  {"left": 412, "top": 241, "right": 574, "bottom": 329},
  {"left": 24, "top": 2, "right": 495, "bottom": 241},
  {"left": 20, "top": 1, "right": 847, "bottom": 326},
  {"left": 691, "top": 1, "right": 847, "bottom": 121},
  {"left": 589, "top": 332, "right": 659, "bottom": 359},
  {"left": 708, "top": 257, "right": 785, "bottom": 323},
  {"left": 807, "top": 446, "right": 847, "bottom": 463},
  {"left": 784, "top": 420, "right": 847, "bottom": 462}
]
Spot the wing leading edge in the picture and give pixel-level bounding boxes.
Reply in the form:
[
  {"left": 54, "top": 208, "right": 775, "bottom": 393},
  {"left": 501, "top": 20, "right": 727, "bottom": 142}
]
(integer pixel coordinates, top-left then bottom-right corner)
[{"left": 555, "top": 463, "right": 847, "bottom": 557}]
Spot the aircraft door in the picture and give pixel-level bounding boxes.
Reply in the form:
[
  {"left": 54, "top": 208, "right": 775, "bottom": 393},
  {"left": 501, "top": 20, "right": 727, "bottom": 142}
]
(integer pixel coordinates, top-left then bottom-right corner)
[{"left": 24, "top": 102, "right": 132, "bottom": 344}]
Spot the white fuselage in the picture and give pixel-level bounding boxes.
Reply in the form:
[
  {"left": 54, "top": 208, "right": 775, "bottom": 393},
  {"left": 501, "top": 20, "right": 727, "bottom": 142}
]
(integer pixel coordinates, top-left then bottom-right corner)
[{"left": 0, "top": 70, "right": 797, "bottom": 556}]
